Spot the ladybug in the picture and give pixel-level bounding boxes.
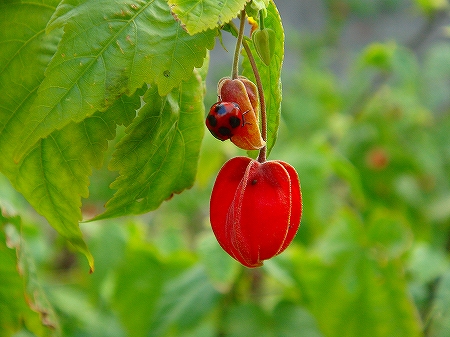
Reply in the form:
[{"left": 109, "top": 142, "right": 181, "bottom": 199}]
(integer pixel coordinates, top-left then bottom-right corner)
[{"left": 206, "top": 102, "right": 245, "bottom": 141}]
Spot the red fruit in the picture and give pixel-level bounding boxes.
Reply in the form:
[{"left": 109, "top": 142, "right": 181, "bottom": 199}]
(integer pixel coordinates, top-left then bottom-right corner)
[
  {"left": 210, "top": 157, "right": 302, "bottom": 268},
  {"left": 366, "top": 147, "right": 389, "bottom": 170}
]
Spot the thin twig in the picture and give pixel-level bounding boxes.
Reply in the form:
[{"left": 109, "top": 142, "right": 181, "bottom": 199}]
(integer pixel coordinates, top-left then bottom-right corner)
[
  {"left": 242, "top": 40, "right": 267, "bottom": 162},
  {"left": 232, "top": 10, "right": 247, "bottom": 79}
]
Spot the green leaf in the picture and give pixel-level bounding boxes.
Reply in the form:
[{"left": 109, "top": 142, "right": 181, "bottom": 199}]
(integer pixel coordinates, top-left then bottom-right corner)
[
  {"left": 48, "top": 286, "right": 125, "bottom": 337},
  {"left": 273, "top": 301, "right": 324, "bottom": 337},
  {"left": 149, "top": 266, "right": 222, "bottom": 337},
  {"left": 95, "top": 70, "right": 205, "bottom": 219},
  {"left": 167, "top": 0, "right": 247, "bottom": 34},
  {"left": 0, "top": 0, "right": 61, "bottom": 161},
  {"left": 103, "top": 86, "right": 146, "bottom": 128},
  {"left": 0, "top": 214, "right": 56, "bottom": 337},
  {"left": 14, "top": 0, "right": 215, "bottom": 161},
  {"left": 366, "top": 208, "right": 413, "bottom": 260},
  {"left": 242, "top": 0, "right": 284, "bottom": 157},
  {"left": 224, "top": 303, "right": 272, "bottom": 337},
  {"left": 112, "top": 246, "right": 166, "bottom": 337},
  {"left": 331, "top": 155, "right": 367, "bottom": 209},
  {"left": 197, "top": 233, "right": 240, "bottom": 292},
  {"left": 408, "top": 243, "right": 449, "bottom": 285},
  {"left": 291, "top": 209, "right": 422, "bottom": 337},
  {"left": 2, "top": 92, "right": 142, "bottom": 272},
  {"left": 110, "top": 224, "right": 195, "bottom": 337},
  {"left": 0, "top": 0, "right": 98, "bottom": 270},
  {"left": 427, "top": 271, "right": 450, "bottom": 337},
  {"left": 0, "top": 228, "right": 34, "bottom": 337}
]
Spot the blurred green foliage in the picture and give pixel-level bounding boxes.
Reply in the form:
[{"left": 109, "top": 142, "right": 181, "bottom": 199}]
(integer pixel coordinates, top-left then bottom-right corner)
[{"left": 1, "top": 0, "right": 450, "bottom": 336}]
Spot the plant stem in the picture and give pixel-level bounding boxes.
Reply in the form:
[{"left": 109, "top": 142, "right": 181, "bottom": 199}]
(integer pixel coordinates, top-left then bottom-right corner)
[
  {"left": 259, "top": 10, "right": 265, "bottom": 30},
  {"left": 230, "top": 20, "right": 268, "bottom": 162},
  {"left": 232, "top": 10, "right": 247, "bottom": 79},
  {"left": 248, "top": 268, "right": 264, "bottom": 303},
  {"left": 242, "top": 40, "right": 267, "bottom": 162}
]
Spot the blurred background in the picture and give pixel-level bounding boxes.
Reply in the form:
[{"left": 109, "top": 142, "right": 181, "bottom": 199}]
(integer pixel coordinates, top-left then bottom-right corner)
[{"left": 2, "top": 0, "right": 450, "bottom": 336}]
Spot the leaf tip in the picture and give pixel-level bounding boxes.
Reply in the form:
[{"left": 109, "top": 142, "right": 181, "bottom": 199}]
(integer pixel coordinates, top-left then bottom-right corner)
[{"left": 86, "top": 251, "right": 95, "bottom": 274}]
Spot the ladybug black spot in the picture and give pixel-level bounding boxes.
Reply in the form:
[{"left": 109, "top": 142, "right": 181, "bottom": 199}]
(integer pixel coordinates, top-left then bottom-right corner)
[
  {"left": 218, "top": 126, "right": 232, "bottom": 137},
  {"left": 229, "top": 116, "right": 241, "bottom": 128},
  {"left": 207, "top": 114, "right": 217, "bottom": 127}
]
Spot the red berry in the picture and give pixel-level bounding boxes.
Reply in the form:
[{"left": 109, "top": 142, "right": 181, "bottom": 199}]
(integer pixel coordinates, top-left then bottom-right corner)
[
  {"left": 366, "top": 147, "right": 389, "bottom": 170},
  {"left": 210, "top": 157, "right": 302, "bottom": 268}
]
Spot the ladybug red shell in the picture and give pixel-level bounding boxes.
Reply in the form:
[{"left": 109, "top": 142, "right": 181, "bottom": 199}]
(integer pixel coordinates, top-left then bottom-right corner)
[{"left": 206, "top": 102, "right": 244, "bottom": 141}]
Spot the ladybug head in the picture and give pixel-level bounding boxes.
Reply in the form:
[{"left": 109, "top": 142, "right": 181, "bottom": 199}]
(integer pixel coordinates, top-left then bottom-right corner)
[{"left": 214, "top": 102, "right": 240, "bottom": 115}]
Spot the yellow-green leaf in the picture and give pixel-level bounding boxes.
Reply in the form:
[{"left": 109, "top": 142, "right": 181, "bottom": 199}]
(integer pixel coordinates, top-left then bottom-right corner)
[{"left": 168, "top": 0, "right": 248, "bottom": 34}]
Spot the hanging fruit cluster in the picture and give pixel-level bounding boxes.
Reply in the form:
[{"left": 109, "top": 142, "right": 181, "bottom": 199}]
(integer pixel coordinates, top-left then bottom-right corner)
[{"left": 206, "top": 8, "right": 302, "bottom": 268}]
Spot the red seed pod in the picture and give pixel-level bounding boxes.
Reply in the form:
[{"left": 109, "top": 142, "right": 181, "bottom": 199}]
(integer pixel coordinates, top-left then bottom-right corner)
[{"left": 210, "top": 156, "right": 302, "bottom": 268}]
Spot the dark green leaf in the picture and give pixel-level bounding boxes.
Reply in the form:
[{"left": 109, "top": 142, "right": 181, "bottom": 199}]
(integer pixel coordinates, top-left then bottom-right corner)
[{"left": 95, "top": 71, "right": 205, "bottom": 219}]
